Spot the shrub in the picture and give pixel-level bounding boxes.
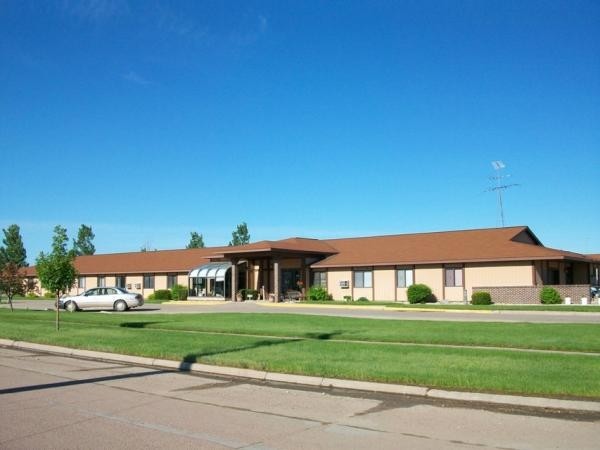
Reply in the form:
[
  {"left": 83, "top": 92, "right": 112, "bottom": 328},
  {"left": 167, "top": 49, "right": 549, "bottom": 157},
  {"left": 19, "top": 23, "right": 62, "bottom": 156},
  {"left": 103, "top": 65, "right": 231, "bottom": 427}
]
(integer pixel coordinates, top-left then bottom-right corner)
[
  {"left": 307, "top": 286, "right": 333, "bottom": 301},
  {"left": 147, "top": 293, "right": 156, "bottom": 300},
  {"left": 540, "top": 287, "right": 562, "bottom": 304},
  {"left": 471, "top": 291, "right": 492, "bottom": 305},
  {"left": 171, "top": 284, "right": 188, "bottom": 300},
  {"left": 407, "top": 284, "right": 433, "bottom": 304},
  {"left": 356, "top": 297, "right": 369, "bottom": 302},
  {"left": 343, "top": 295, "right": 352, "bottom": 302},
  {"left": 26, "top": 292, "right": 39, "bottom": 299},
  {"left": 43, "top": 291, "right": 56, "bottom": 299},
  {"left": 153, "top": 289, "right": 172, "bottom": 300}
]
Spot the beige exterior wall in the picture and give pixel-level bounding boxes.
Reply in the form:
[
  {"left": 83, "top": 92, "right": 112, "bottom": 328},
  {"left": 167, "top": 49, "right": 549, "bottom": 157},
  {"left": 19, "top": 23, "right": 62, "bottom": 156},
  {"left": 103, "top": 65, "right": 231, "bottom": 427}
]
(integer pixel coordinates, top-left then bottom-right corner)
[
  {"left": 154, "top": 275, "right": 168, "bottom": 291},
  {"left": 465, "top": 261, "right": 533, "bottom": 299},
  {"left": 353, "top": 287, "right": 372, "bottom": 301},
  {"left": 445, "top": 286, "right": 465, "bottom": 302},
  {"left": 396, "top": 287, "right": 409, "bottom": 302},
  {"left": 327, "top": 269, "right": 352, "bottom": 300},
  {"left": 415, "top": 265, "right": 444, "bottom": 301},
  {"left": 374, "top": 268, "right": 395, "bottom": 301}
]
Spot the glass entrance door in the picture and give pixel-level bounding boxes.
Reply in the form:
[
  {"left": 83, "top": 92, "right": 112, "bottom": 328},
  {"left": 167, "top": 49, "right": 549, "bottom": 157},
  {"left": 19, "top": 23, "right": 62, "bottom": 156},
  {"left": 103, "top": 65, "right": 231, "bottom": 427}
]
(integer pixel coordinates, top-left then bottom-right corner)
[{"left": 281, "top": 269, "right": 301, "bottom": 292}]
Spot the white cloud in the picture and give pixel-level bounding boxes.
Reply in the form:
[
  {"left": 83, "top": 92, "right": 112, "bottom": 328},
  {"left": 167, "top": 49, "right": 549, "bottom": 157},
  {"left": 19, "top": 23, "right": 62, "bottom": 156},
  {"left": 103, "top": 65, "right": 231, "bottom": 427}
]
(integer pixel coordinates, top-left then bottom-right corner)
[
  {"left": 122, "top": 70, "right": 152, "bottom": 86},
  {"left": 61, "top": 0, "right": 129, "bottom": 22}
]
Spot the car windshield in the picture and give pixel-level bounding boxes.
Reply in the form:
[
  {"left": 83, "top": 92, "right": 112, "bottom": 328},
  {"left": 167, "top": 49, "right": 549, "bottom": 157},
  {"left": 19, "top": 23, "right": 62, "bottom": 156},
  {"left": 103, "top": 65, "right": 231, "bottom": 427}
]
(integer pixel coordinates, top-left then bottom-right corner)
[{"left": 115, "top": 287, "right": 129, "bottom": 294}]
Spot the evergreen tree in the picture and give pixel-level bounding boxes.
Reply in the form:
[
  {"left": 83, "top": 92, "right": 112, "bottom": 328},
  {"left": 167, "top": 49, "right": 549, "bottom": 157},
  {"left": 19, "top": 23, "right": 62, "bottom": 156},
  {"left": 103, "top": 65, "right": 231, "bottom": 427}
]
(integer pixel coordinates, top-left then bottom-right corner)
[
  {"left": 229, "top": 222, "right": 250, "bottom": 246},
  {"left": 1, "top": 224, "right": 28, "bottom": 267},
  {"left": 73, "top": 224, "right": 96, "bottom": 255},
  {"left": 186, "top": 231, "right": 205, "bottom": 249}
]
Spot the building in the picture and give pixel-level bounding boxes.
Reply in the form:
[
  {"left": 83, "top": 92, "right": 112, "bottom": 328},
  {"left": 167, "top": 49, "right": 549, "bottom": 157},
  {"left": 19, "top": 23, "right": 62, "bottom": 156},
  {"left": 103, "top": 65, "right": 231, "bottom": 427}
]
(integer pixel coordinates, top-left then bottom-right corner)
[{"left": 26, "top": 226, "right": 600, "bottom": 304}]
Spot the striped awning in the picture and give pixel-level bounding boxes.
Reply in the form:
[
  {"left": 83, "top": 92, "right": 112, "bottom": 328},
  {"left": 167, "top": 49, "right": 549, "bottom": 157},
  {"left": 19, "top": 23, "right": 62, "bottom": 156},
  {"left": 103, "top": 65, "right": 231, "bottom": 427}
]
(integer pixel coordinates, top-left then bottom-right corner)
[{"left": 189, "top": 262, "right": 231, "bottom": 281}]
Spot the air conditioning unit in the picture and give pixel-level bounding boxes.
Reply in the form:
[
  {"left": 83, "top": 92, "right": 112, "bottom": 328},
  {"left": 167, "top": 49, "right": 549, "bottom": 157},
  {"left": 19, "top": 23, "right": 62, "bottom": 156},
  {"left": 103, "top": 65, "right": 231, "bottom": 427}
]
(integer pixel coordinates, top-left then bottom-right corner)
[{"left": 339, "top": 280, "right": 349, "bottom": 289}]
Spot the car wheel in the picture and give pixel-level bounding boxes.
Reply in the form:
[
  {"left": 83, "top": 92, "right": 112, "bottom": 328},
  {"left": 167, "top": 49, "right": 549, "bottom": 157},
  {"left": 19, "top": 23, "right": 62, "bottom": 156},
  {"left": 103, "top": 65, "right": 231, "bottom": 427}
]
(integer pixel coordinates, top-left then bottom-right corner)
[
  {"left": 114, "top": 300, "right": 128, "bottom": 312},
  {"left": 65, "top": 301, "right": 78, "bottom": 312}
]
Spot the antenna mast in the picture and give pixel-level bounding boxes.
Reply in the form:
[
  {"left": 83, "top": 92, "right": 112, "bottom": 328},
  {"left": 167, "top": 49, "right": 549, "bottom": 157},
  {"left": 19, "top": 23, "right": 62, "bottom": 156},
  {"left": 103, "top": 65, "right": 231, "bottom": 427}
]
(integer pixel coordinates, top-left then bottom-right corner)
[{"left": 487, "top": 161, "right": 519, "bottom": 227}]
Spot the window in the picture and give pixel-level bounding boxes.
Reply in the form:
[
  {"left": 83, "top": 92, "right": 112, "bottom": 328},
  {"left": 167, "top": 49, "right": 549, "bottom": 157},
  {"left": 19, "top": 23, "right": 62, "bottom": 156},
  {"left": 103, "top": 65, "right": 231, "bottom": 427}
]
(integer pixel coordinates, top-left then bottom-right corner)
[
  {"left": 78, "top": 277, "right": 86, "bottom": 289},
  {"left": 397, "top": 268, "right": 414, "bottom": 288},
  {"left": 354, "top": 270, "right": 372, "bottom": 288},
  {"left": 115, "top": 276, "right": 126, "bottom": 289},
  {"left": 167, "top": 274, "right": 178, "bottom": 289},
  {"left": 97, "top": 276, "right": 106, "bottom": 288},
  {"left": 143, "top": 274, "right": 155, "bottom": 289},
  {"left": 445, "top": 267, "right": 463, "bottom": 287},
  {"left": 312, "top": 272, "right": 327, "bottom": 288}
]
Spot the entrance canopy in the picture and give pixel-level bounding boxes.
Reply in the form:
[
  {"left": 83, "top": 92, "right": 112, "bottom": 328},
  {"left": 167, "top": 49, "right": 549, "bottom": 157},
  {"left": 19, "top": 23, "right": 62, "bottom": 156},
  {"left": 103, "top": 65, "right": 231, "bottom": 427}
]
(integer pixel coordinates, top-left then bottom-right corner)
[{"left": 189, "top": 262, "right": 231, "bottom": 281}]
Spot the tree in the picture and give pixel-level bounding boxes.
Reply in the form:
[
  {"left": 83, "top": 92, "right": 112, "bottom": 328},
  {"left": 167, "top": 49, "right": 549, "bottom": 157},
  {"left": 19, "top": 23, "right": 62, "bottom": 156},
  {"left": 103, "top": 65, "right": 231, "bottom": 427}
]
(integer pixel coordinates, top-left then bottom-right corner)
[
  {"left": 36, "top": 226, "right": 78, "bottom": 331},
  {"left": 1, "top": 224, "right": 28, "bottom": 267},
  {"left": 186, "top": 231, "right": 205, "bottom": 249},
  {"left": 229, "top": 222, "right": 250, "bottom": 246},
  {"left": 0, "top": 262, "right": 26, "bottom": 311},
  {"left": 73, "top": 224, "right": 95, "bottom": 255}
]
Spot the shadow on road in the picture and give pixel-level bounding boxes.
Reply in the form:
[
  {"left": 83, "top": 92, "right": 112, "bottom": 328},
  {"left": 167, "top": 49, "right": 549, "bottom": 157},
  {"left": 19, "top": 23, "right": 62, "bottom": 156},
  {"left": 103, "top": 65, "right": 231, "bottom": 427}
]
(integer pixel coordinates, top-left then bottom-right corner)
[{"left": 0, "top": 369, "right": 168, "bottom": 395}]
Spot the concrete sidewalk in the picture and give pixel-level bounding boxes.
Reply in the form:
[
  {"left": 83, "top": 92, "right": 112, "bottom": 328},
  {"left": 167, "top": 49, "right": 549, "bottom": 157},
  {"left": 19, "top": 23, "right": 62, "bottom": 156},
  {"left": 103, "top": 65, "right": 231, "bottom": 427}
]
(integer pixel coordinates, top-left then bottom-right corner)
[{"left": 1, "top": 338, "right": 598, "bottom": 414}]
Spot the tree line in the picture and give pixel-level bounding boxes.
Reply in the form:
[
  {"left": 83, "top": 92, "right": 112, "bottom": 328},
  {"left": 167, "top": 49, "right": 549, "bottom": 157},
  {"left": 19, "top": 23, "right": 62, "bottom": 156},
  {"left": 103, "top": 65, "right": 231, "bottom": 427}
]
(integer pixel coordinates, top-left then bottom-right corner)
[{"left": 0, "top": 221, "right": 252, "bottom": 314}]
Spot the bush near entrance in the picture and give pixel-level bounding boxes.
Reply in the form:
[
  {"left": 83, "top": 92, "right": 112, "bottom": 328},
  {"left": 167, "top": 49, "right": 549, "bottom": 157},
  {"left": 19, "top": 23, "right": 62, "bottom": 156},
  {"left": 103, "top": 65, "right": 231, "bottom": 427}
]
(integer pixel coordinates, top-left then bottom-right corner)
[
  {"left": 407, "top": 284, "right": 433, "bottom": 304},
  {"left": 307, "top": 286, "right": 333, "bottom": 301},
  {"left": 540, "top": 287, "right": 562, "bottom": 304},
  {"left": 471, "top": 291, "right": 492, "bottom": 305},
  {"left": 171, "top": 284, "right": 188, "bottom": 300}
]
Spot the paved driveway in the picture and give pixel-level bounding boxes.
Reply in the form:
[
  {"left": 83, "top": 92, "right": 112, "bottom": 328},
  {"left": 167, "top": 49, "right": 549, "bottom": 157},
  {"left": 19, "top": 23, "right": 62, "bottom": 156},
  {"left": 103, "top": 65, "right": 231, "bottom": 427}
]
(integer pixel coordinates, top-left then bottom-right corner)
[
  {"left": 0, "top": 347, "right": 597, "bottom": 449},
  {"left": 4, "top": 298, "right": 600, "bottom": 323}
]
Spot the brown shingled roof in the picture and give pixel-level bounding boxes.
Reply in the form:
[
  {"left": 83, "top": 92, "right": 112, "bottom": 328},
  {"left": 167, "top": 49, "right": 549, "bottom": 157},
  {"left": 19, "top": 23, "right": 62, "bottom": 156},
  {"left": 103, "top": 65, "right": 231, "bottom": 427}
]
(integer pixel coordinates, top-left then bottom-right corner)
[
  {"left": 313, "top": 226, "right": 589, "bottom": 268},
  {"left": 24, "top": 226, "right": 592, "bottom": 276},
  {"left": 26, "top": 246, "right": 231, "bottom": 276},
  {"left": 214, "top": 237, "right": 338, "bottom": 256}
]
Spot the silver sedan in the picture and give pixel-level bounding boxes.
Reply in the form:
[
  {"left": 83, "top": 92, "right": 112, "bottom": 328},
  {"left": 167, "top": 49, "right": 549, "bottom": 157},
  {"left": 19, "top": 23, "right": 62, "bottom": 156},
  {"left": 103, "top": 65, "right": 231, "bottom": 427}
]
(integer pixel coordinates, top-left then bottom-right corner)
[{"left": 60, "top": 287, "right": 144, "bottom": 312}]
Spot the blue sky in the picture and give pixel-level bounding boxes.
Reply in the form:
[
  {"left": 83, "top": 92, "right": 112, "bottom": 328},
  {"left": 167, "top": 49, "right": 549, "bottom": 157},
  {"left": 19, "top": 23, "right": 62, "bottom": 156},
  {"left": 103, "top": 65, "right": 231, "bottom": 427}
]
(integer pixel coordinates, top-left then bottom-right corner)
[{"left": 1, "top": 0, "right": 599, "bottom": 262}]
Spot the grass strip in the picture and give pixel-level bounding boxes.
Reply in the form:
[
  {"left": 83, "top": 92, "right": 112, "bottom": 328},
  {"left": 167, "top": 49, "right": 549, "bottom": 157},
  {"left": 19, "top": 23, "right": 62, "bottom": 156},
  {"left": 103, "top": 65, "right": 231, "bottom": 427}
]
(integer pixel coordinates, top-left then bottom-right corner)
[
  {"left": 0, "top": 313, "right": 599, "bottom": 398},
  {"left": 2, "top": 310, "right": 600, "bottom": 353}
]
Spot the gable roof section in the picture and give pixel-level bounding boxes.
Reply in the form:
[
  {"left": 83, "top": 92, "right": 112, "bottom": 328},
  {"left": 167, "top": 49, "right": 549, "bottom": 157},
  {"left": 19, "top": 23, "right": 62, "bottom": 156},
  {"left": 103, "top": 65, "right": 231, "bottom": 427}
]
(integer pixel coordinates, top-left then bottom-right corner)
[
  {"left": 212, "top": 237, "right": 338, "bottom": 256},
  {"left": 312, "top": 226, "right": 589, "bottom": 268}
]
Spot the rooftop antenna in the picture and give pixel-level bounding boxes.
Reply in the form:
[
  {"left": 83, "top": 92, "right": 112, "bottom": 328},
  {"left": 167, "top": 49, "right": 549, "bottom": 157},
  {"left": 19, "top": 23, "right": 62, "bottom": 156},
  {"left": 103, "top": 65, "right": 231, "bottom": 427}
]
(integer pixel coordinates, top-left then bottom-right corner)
[{"left": 487, "top": 161, "right": 519, "bottom": 227}]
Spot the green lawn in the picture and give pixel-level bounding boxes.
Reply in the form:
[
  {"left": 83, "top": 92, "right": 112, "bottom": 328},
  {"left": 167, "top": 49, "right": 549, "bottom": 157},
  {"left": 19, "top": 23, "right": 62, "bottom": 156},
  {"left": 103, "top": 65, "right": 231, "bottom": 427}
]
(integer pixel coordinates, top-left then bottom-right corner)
[
  {"left": 298, "top": 300, "right": 600, "bottom": 312},
  {"left": 385, "top": 303, "right": 600, "bottom": 312},
  {"left": 1, "top": 310, "right": 599, "bottom": 398}
]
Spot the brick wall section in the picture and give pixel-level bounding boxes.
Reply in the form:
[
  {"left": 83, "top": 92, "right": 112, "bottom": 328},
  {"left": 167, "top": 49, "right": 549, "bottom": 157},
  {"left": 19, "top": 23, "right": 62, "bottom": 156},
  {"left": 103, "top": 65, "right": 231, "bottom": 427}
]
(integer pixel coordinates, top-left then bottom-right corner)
[{"left": 472, "top": 285, "right": 591, "bottom": 304}]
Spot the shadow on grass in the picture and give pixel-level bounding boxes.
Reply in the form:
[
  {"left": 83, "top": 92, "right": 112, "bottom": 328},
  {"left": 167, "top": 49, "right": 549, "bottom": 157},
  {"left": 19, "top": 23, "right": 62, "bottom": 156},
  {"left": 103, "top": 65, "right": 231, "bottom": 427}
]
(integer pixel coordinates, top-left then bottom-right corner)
[
  {"left": 303, "top": 330, "right": 343, "bottom": 340},
  {"left": 119, "top": 322, "right": 166, "bottom": 329},
  {"left": 178, "top": 338, "right": 301, "bottom": 371}
]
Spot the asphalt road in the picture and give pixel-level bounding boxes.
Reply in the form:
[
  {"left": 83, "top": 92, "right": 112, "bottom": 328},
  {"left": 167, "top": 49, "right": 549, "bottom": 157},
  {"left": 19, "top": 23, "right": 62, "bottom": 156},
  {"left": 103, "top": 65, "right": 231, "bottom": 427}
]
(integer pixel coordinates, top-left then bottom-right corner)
[
  {"left": 1, "top": 347, "right": 598, "bottom": 449},
  {"left": 4, "top": 298, "right": 600, "bottom": 323}
]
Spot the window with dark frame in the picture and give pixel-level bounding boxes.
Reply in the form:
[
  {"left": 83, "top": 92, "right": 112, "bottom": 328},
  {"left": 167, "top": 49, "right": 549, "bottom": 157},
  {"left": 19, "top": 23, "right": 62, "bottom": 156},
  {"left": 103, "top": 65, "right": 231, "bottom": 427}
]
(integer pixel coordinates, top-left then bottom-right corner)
[
  {"left": 445, "top": 266, "right": 463, "bottom": 287},
  {"left": 97, "top": 276, "right": 106, "bottom": 288},
  {"left": 116, "top": 276, "right": 126, "bottom": 289},
  {"left": 396, "top": 268, "right": 414, "bottom": 288},
  {"left": 312, "top": 271, "right": 327, "bottom": 288},
  {"left": 143, "top": 274, "right": 155, "bottom": 289},
  {"left": 167, "top": 274, "right": 178, "bottom": 289},
  {"left": 353, "top": 270, "right": 372, "bottom": 288},
  {"left": 78, "top": 277, "right": 85, "bottom": 289}
]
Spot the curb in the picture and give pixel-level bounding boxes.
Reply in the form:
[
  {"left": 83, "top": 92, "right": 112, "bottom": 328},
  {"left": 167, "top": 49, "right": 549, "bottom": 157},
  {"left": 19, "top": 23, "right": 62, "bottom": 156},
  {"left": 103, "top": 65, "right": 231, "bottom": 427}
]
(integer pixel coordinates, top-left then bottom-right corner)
[{"left": 2, "top": 339, "right": 599, "bottom": 413}]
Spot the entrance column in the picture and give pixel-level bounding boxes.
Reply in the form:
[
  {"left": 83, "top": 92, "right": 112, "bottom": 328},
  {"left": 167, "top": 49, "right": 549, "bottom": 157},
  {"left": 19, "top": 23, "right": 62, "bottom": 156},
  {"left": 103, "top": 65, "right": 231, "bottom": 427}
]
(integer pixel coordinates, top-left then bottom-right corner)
[
  {"left": 273, "top": 258, "right": 280, "bottom": 302},
  {"left": 231, "top": 259, "right": 238, "bottom": 301}
]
